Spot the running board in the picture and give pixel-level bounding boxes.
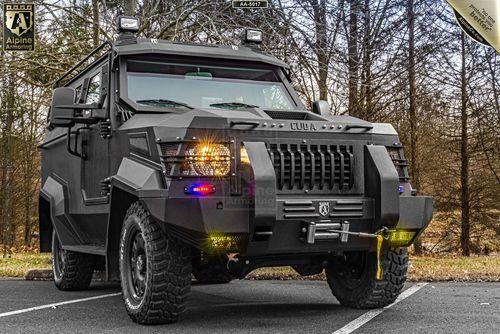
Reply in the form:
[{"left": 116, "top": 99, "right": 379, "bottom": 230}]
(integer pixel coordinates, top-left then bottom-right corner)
[{"left": 62, "top": 244, "right": 106, "bottom": 256}]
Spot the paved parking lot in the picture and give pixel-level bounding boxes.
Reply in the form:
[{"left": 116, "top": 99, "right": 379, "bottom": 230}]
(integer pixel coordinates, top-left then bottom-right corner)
[{"left": 0, "top": 279, "right": 498, "bottom": 333}]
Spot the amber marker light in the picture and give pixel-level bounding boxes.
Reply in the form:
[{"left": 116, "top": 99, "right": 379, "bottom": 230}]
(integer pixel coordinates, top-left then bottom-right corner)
[{"left": 240, "top": 146, "right": 250, "bottom": 164}]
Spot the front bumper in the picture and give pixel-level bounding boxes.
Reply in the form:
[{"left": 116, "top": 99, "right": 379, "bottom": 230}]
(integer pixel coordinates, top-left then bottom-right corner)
[
  {"left": 142, "top": 192, "right": 432, "bottom": 256},
  {"left": 140, "top": 142, "right": 432, "bottom": 256}
]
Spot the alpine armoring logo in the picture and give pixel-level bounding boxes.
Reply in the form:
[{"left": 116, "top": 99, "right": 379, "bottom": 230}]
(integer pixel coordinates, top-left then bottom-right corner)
[
  {"left": 319, "top": 202, "right": 330, "bottom": 217},
  {"left": 3, "top": 3, "right": 35, "bottom": 51}
]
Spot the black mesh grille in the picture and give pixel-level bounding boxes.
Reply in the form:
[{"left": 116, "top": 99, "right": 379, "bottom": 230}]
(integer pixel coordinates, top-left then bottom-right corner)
[
  {"left": 264, "top": 110, "right": 308, "bottom": 120},
  {"left": 159, "top": 143, "right": 180, "bottom": 175},
  {"left": 268, "top": 143, "right": 354, "bottom": 191}
]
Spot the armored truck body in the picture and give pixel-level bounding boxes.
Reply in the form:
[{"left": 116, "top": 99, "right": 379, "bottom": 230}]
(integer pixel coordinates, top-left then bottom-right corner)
[{"left": 39, "top": 22, "right": 432, "bottom": 324}]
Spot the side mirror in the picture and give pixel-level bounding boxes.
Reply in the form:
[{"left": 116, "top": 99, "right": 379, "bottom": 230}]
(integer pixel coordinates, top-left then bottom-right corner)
[
  {"left": 49, "top": 87, "right": 76, "bottom": 128},
  {"left": 312, "top": 100, "right": 331, "bottom": 117}
]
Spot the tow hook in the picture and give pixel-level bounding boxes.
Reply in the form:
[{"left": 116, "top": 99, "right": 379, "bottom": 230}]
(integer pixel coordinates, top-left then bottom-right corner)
[{"left": 332, "top": 225, "right": 389, "bottom": 281}]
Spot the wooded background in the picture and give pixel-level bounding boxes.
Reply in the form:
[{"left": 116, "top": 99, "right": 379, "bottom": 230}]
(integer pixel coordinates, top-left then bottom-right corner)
[{"left": 0, "top": 0, "right": 498, "bottom": 256}]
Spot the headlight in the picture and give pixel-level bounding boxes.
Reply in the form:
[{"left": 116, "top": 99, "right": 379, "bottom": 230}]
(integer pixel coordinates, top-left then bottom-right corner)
[{"left": 186, "top": 143, "right": 231, "bottom": 176}]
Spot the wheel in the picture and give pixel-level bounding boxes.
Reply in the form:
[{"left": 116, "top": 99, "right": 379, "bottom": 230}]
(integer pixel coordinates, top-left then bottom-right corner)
[
  {"left": 119, "top": 202, "right": 192, "bottom": 324},
  {"left": 192, "top": 253, "right": 232, "bottom": 284},
  {"left": 325, "top": 248, "right": 408, "bottom": 308},
  {"left": 52, "top": 230, "right": 95, "bottom": 291}
]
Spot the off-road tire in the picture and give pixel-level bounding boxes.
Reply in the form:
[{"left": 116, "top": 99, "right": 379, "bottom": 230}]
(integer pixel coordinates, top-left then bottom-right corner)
[
  {"left": 52, "top": 230, "right": 95, "bottom": 291},
  {"left": 119, "top": 202, "right": 191, "bottom": 324},
  {"left": 326, "top": 248, "right": 408, "bottom": 309},
  {"left": 192, "top": 254, "right": 232, "bottom": 284}
]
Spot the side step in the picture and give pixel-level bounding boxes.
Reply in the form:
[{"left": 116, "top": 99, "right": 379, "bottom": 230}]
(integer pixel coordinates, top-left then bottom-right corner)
[{"left": 62, "top": 244, "right": 106, "bottom": 256}]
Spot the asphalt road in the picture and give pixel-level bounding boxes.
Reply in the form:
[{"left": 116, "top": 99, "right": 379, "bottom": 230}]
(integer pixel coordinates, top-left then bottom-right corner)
[{"left": 0, "top": 279, "right": 498, "bottom": 334}]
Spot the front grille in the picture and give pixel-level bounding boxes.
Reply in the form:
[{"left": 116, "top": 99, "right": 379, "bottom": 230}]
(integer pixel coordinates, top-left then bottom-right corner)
[{"left": 268, "top": 143, "right": 354, "bottom": 191}]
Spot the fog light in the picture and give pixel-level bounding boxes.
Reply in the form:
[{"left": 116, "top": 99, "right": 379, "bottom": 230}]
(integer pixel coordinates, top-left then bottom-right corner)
[
  {"left": 204, "top": 232, "right": 239, "bottom": 253},
  {"left": 387, "top": 230, "right": 417, "bottom": 247}
]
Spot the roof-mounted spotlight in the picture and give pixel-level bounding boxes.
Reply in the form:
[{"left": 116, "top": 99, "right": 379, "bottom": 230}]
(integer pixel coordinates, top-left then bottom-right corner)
[
  {"left": 117, "top": 16, "right": 139, "bottom": 44},
  {"left": 117, "top": 16, "right": 139, "bottom": 34},
  {"left": 243, "top": 28, "right": 263, "bottom": 45}
]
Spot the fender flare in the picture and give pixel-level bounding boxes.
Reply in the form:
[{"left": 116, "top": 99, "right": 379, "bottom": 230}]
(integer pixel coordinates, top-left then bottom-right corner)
[
  {"left": 39, "top": 175, "right": 84, "bottom": 249},
  {"left": 104, "top": 157, "right": 164, "bottom": 280}
]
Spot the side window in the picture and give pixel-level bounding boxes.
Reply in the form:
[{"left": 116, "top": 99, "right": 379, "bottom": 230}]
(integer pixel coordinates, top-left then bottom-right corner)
[
  {"left": 75, "top": 85, "right": 82, "bottom": 103},
  {"left": 85, "top": 74, "right": 101, "bottom": 104}
]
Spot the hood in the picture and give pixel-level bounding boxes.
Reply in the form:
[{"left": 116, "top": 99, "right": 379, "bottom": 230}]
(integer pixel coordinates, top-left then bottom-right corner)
[{"left": 119, "top": 107, "right": 397, "bottom": 136}]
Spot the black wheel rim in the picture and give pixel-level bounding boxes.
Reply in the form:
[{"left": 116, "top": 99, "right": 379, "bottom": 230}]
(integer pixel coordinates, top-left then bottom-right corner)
[
  {"left": 53, "top": 236, "right": 66, "bottom": 277},
  {"left": 335, "top": 252, "right": 368, "bottom": 289},
  {"left": 126, "top": 227, "right": 147, "bottom": 303}
]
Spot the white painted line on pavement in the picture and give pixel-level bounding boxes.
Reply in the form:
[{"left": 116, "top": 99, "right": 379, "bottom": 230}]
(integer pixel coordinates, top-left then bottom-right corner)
[
  {"left": 0, "top": 292, "right": 122, "bottom": 318},
  {"left": 332, "top": 282, "right": 428, "bottom": 334}
]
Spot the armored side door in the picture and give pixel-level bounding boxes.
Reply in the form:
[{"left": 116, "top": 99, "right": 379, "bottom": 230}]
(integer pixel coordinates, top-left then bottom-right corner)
[{"left": 74, "top": 66, "right": 110, "bottom": 247}]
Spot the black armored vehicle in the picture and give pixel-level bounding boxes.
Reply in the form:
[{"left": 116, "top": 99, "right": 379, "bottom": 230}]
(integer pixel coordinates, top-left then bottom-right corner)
[{"left": 39, "top": 17, "right": 433, "bottom": 324}]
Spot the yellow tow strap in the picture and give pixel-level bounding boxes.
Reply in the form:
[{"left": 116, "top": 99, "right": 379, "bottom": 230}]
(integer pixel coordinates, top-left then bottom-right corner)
[{"left": 375, "top": 234, "right": 384, "bottom": 280}]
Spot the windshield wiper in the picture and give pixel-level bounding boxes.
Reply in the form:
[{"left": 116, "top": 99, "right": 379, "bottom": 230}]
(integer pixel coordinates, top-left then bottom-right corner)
[
  {"left": 136, "top": 99, "right": 193, "bottom": 109},
  {"left": 209, "top": 102, "right": 260, "bottom": 109}
]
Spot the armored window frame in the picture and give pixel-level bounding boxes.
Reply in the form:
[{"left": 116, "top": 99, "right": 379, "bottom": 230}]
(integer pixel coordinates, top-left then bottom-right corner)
[
  {"left": 74, "top": 85, "right": 82, "bottom": 103},
  {"left": 85, "top": 73, "right": 101, "bottom": 104},
  {"left": 118, "top": 55, "right": 306, "bottom": 113}
]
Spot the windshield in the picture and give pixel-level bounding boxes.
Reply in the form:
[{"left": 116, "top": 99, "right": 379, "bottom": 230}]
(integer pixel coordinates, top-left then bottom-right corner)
[{"left": 126, "top": 60, "right": 295, "bottom": 110}]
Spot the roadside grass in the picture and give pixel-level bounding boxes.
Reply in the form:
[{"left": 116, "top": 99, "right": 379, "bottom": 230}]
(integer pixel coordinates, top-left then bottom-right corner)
[
  {"left": 0, "top": 253, "right": 51, "bottom": 278},
  {"left": 1, "top": 253, "right": 499, "bottom": 282},
  {"left": 407, "top": 255, "right": 500, "bottom": 282}
]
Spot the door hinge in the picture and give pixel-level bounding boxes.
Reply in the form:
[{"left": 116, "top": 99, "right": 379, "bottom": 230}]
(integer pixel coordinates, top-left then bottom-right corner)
[
  {"left": 100, "top": 177, "right": 111, "bottom": 196},
  {"left": 100, "top": 119, "right": 112, "bottom": 139}
]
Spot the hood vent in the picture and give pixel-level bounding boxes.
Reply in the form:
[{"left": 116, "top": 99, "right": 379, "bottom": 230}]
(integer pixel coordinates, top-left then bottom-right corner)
[{"left": 264, "top": 110, "right": 308, "bottom": 120}]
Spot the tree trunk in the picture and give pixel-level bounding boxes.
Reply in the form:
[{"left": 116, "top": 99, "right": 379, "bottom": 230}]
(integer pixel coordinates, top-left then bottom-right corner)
[
  {"left": 313, "top": 0, "right": 329, "bottom": 102},
  {"left": 92, "top": 0, "right": 100, "bottom": 48},
  {"left": 348, "top": 0, "right": 360, "bottom": 117},
  {"left": 123, "top": 0, "right": 137, "bottom": 16},
  {"left": 0, "top": 50, "right": 5, "bottom": 251},
  {"left": 0, "top": 63, "right": 15, "bottom": 257},
  {"left": 460, "top": 32, "right": 470, "bottom": 256},
  {"left": 361, "top": 0, "right": 372, "bottom": 120},
  {"left": 407, "top": 0, "right": 423, "bottom": 254}
]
